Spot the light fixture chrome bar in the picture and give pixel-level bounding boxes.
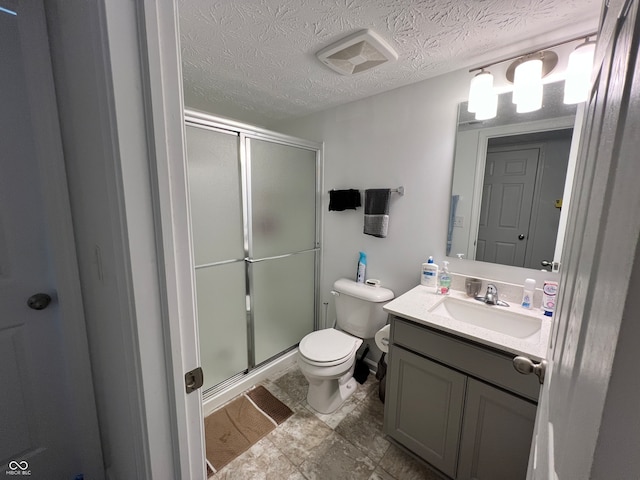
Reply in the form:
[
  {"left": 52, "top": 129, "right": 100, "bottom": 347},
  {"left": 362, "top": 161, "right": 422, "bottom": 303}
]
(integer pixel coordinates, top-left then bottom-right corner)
[{"left": 469, "top": 31, "right": 598, "bottom": 73}]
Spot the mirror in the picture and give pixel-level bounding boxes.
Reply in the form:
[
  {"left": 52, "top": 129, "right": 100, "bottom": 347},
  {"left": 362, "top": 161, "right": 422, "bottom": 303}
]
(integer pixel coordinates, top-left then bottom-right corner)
[{"left": 448, "top": 81, "right": 579, "bottom": 271}]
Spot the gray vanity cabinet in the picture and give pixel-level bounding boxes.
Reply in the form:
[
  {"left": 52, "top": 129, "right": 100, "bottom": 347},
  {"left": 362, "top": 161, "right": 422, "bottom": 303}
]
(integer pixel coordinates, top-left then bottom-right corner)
[
  {"left": 384, "top": 316, "right": 539, "bottom": 480},
  {"left": 385, "top": 347, "right": 466, "bottom": 478},
  {"left": 457, "top": 378, "right": 537, "bottom": 480}
]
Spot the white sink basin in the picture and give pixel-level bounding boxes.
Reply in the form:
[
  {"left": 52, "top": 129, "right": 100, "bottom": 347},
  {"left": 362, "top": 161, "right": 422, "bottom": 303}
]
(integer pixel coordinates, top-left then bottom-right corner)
[{"left": 428, "top": 297, "right": 542, "bottom": 340}]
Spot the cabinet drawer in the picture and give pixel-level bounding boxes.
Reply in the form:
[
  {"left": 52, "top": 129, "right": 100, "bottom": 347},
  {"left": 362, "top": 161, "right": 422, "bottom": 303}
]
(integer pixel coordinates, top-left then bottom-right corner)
[{"left": 392, "top": 317, "right": 540, "bottom": 401}]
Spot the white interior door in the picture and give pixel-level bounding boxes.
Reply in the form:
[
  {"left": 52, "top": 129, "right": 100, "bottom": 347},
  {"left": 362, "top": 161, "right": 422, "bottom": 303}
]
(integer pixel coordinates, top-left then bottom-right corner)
[
  {"left": 528, "top": 2, "right": 640, "bottom": 478},
  {"left": 0, "top": 1, "right": 103, "bottom": 477}
]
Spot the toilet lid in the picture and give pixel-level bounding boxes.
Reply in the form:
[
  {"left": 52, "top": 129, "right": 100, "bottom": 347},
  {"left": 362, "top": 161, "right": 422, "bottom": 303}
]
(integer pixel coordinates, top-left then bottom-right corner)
[{"left": 299, "top": 329, "right": 359, "bottom": 364}]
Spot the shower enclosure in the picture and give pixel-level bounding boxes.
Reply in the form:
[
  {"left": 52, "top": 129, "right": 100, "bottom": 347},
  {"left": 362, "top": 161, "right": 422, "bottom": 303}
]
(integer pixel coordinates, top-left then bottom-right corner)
[{"left": 184, "top": 110, "right": 322, "bottom": 395}]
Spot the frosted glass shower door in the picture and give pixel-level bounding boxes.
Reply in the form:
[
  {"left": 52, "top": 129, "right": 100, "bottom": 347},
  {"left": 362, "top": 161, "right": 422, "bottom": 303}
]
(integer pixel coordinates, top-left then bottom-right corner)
[
  {"left": 186, "top": 125, "right": 247, "bottom": 391},
  {"left": 248, "top": 139, "right": 319, "bottom": 364}
]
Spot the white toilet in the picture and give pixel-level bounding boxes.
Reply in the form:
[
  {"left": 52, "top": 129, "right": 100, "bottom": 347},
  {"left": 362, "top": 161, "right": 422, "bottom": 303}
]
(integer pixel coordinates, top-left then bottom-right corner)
[{"left": 297, "top": 278, "right": 394, "bottom": 414}]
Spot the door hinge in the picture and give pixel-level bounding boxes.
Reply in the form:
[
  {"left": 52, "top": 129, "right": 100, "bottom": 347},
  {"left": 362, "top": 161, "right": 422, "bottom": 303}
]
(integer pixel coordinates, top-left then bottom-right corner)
[{"left": 185, "top": 367, "right": 204, "bottom": 394}]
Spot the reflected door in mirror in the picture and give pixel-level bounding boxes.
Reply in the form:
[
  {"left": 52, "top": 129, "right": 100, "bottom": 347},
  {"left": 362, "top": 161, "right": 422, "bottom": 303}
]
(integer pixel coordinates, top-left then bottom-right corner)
[{"left": 476, "top": 146, "right": 540, "bottom": 266}]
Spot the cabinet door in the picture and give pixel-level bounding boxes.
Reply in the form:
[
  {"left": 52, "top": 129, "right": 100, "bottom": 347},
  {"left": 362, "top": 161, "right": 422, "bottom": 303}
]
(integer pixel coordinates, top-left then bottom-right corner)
[
  {"left": 385, "top": 347, "right": 466, "bottom": 478},
  {"left": 457, "top": 378, "right": 536, "bottom": 480}
]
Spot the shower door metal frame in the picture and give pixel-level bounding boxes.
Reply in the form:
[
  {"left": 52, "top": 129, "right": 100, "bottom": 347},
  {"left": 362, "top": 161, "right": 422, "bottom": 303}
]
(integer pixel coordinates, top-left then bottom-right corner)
[{"left": 184, "top": 109, "right": 323, "bottom": 395}]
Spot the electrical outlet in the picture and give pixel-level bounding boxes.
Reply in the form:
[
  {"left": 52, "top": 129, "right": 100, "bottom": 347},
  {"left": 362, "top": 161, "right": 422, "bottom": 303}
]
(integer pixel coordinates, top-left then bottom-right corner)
[{"left": 453, "top": 216, "right": 464, "bottom": 228}]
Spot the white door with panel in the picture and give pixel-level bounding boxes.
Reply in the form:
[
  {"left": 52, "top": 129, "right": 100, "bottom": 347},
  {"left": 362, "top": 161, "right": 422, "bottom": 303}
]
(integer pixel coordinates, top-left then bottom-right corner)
[
  {"left": 528, "top": 1, "right": 640, "bottom": 478},
  {"left": 0, "top": 1, "right": 103, "bottom": 478}
]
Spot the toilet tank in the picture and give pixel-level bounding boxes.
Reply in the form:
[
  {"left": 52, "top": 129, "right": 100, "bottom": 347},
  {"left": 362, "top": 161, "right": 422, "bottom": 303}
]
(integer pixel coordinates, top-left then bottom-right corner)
[{"left": 333, "top": 278, "right": 394, "bottom": 338}]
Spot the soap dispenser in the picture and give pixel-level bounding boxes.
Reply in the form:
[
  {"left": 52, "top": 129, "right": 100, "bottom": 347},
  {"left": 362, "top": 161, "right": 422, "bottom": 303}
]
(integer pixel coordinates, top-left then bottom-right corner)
[
  {"left": 437, "top": 261, "right": 451, "bottom": 295},
  {"left": 421, "top": 256, "right": 439, "bottom": 287}
]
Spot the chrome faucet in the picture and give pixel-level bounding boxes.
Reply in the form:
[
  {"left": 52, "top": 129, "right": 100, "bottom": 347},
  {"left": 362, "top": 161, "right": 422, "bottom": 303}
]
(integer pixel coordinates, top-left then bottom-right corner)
[
  {"left": 485, "top": 284, "right": 498, "bottom": 304},
  {"left": 475, "top": 283, "right": 510, "bottom": 307}
]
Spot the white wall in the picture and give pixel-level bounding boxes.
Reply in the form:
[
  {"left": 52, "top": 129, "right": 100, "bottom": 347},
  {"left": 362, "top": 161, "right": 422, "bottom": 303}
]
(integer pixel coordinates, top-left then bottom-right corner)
[
  {"left": 275, "top": 70, "right": 468, "bottom": 301},
  {"left": 273, "top": 68, "right": 558, "bottom": 334}
]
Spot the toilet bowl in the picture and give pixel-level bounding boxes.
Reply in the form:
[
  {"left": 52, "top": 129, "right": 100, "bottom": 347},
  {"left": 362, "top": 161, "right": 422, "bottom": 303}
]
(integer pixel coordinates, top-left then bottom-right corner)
[
  {"left": 298, "top": 278, "right": 394, "bottom": 414},
  {"left": 297, "top": 328, "right": 363, "bottom": 414}
]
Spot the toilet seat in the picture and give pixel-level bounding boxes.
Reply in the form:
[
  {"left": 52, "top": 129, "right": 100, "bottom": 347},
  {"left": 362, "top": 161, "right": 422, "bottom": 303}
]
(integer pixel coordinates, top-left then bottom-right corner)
[{"left": 299, "top": 329, "right": 360, "bottom": 367}]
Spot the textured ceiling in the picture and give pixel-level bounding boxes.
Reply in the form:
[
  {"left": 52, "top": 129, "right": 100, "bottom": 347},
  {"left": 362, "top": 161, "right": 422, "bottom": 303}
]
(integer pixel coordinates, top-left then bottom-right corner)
[{"left": 178, "top": 0, "right": 602, "bottom": 125}]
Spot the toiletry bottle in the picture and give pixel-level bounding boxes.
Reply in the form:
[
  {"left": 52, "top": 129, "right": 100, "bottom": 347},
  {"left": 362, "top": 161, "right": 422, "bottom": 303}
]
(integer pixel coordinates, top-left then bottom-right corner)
[
  {"left": 421, "top": 256, "right": 439, "bottom": 287},
  {"left": 437, "top": 261, "right": 451, "bottom": 295},
  {"left": 356, "top": 252, "right": 367, "bottom": 283},
  {"left": 521, "top": 278, "right": 536, "bottom": 309},
  {"left": 542, "top": 280, "right": 558, "bottom": 316}
]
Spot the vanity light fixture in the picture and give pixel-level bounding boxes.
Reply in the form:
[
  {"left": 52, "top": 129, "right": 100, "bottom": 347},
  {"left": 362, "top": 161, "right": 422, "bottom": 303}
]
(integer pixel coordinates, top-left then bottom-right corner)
[
  {"left": 468, "top": 69, "right": 493, "bottom": 113},
  {"left": 475, "top": 87, "right": 498, "bottom": 120},
  {"left": 507, "top": 51, "right": 557, "bottom": 113},
  {"left": 467, "top": 33, "right": 597, "bottom": 117},
  {"left": 468, "top": 69, "right": 499, "bottom": 120},
  {"left": 564, "top": 38, "right": 596, "bottom": 104}
]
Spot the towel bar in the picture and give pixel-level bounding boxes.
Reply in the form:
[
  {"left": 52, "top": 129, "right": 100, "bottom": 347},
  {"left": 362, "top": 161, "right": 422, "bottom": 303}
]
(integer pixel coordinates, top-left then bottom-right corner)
[{"left": 328, "top": 186, "right": 404, "bottom": 195}]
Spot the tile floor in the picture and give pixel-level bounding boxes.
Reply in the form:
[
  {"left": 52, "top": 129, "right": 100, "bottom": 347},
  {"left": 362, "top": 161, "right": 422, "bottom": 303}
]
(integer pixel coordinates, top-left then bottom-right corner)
[{"left": 210, "top": 364, "right": 447, "bottom": 480}]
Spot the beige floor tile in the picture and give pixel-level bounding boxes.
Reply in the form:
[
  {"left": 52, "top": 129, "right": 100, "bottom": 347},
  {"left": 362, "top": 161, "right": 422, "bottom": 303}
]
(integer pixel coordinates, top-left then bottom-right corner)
[
  {"left": 213, "top": 436, "right": 304, "bottom": 480},
  {"left": 267, "top": 402, "right": 333, "bottom": 467},
  {"left": 379, "top": 444, "right": 447, "bottom": 480},
  {"left": 209, "top": 364, "right": 436, "bottom": 480},
  {"left": 351, "top": 374, "right": 379, "bottom": 401},
  {"left": 304, "top": 390, "right": 361, "bottom": 429},
  {"left": 335, "top": 392, "right": 390, "bottom": 463},
  {"left": 272, "top": 367, "right": 309, "bottom": 405},
  {"left": 299, "top": 431, "right": 376, "bottom": 480},
  {"left": 368, "top": 467, "right": 397, "bottom": 480}
]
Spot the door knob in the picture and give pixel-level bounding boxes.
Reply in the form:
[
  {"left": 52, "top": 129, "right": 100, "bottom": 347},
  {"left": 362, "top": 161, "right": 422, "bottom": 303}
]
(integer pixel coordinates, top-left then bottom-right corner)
[
  {"left": 513, "top": 356, "right": 547, "bottom": 384},
  {"left": 27, "top": 293, "right": 52, "bottom": 310},
  {"left": 518, "top": 234, "right": 525, "bottom": 240}
]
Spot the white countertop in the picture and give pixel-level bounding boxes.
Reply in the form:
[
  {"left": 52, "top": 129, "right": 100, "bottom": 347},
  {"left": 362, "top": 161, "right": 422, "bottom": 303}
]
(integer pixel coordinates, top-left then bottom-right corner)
[{"left": 383, "top": 285, "right": 552, "bottom": 361}]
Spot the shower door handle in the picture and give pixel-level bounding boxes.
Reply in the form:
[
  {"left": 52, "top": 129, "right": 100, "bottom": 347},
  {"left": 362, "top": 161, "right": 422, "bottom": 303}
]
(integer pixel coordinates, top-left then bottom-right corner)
[{"left": 185, "top": 367, "right": 204, "bottom": 394}]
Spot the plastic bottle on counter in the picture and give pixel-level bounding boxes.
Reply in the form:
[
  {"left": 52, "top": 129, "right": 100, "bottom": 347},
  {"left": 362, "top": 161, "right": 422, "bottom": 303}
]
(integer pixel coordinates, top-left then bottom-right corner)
[
  {"left": 521, "top": 278, "right": 536, "bottom": 309},
  {"left": 542, "top": 280, "right": 558, "bottom": 316},
  {"left": 421, "top": 256, "right": 439, "bottom": 287},
  {"left": 437, "top": 261, "right": 451, "bottom": 295}
]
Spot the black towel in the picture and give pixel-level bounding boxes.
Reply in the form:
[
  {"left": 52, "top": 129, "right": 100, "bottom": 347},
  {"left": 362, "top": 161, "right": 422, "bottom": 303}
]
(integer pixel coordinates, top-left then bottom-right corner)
[
  {"left": 364, "top": 189, "right": 391, "bottom": 238},
  {"left": 329, "top": 189, "right": 361, "bottom": 211}
]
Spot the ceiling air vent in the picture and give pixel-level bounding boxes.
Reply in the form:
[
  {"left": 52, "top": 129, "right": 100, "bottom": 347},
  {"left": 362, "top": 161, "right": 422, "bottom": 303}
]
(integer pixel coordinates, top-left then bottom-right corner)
[{"left": 316, "top": 29, "right": 398, "bottom": 76}]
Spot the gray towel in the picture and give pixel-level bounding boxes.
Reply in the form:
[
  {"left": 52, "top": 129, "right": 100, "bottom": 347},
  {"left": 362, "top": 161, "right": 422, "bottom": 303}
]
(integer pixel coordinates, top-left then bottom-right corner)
[{"left": 364, "top": 189, "right": 391, "bottom": 237}]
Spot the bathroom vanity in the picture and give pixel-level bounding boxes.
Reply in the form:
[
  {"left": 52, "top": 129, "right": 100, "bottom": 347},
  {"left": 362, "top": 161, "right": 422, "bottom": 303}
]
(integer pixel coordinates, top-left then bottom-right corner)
[{"left": 382, "top": 285, "right": 551, "bottom": 480}]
